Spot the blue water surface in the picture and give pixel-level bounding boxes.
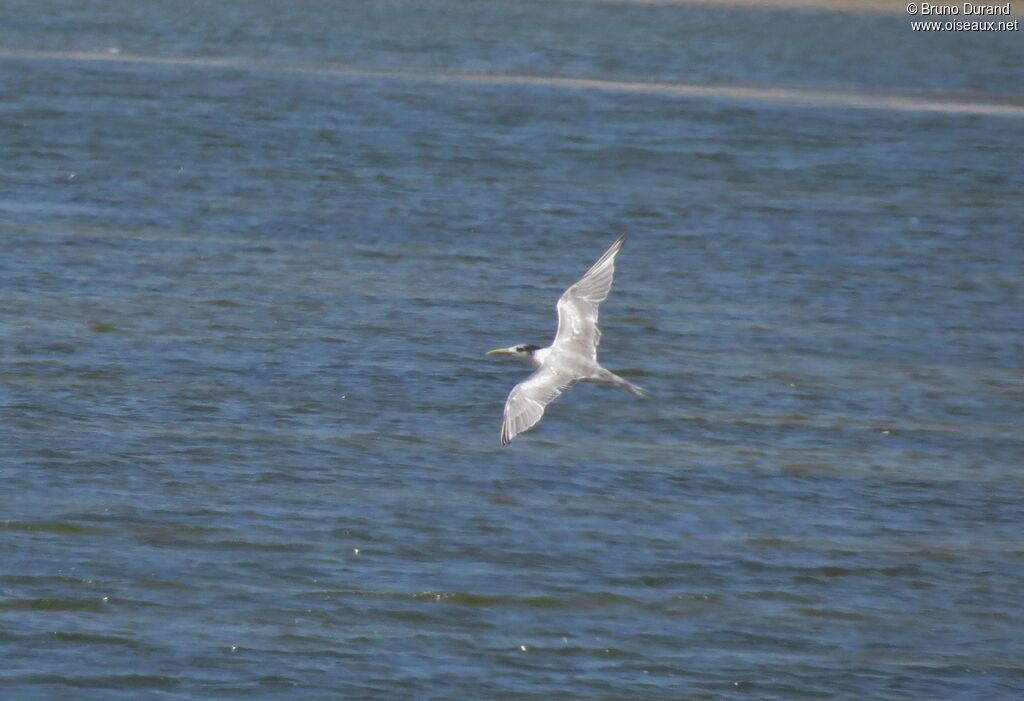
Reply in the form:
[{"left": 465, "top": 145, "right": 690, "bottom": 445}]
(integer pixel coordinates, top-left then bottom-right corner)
[{"left": 2, "top": 1, "right": 1023, "bottom": 699}]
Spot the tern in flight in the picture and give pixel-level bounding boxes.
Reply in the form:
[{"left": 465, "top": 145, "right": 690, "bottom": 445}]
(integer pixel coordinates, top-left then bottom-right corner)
[{"left": 486, "top": 234, "right": 645, "bottom": 445}]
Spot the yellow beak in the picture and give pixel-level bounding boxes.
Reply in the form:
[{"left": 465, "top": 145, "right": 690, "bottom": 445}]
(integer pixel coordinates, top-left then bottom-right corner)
[{"left": 486, "top": 347, "right": 514, "bottom": 356}]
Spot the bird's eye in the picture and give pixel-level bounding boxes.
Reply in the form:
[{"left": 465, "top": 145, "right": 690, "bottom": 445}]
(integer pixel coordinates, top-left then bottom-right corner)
[{"left": 515, "top": 346, "right": 524, "bottom": 352}]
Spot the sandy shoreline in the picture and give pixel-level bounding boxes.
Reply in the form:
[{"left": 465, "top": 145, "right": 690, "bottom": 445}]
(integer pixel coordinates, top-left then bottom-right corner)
[
  {"left": 2, "top": 48, "right": 1022, "bottom": 118},
  {"left": 577, "top": 0, "right": 905, "bottom": 13},
  {"left": 578, "top": 0, "right": 1022, "bottom": 15}
]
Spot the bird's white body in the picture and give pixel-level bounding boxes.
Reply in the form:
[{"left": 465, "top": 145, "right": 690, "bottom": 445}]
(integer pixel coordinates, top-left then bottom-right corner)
[
  {"left": 486, "top": 235, "right": 644, "bottom": 445},
  {"left": 527, "top": 347, "right": 551, "bottom": 369}
]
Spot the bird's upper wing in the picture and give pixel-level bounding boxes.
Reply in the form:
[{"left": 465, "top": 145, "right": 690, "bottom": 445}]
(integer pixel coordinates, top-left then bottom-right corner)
[
  {"left": 552, "top": 234, "right": 625, "bottom": 360},
  {"left": 500, "top": 363, "right": 577, "bottom": 445}
]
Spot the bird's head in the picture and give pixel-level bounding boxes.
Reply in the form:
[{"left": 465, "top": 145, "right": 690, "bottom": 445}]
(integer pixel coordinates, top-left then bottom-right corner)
[{"left": 486, "top": 344, "right": 541, "bottom": 362}]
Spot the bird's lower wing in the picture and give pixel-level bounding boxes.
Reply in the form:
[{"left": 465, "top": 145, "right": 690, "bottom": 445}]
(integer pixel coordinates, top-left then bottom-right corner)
[{"left": 500, "top": 365, "right": 576, "bottom": 445}]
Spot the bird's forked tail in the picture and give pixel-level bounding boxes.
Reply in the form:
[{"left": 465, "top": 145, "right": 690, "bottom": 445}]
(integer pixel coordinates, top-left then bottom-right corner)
[{"left": 596, "top": 368, "right": 647, "bottom": 397}]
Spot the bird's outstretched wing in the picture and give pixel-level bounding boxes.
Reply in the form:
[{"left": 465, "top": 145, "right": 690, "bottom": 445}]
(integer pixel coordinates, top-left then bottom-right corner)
[
  {"left": 552, "top": 234, "right": 625, "bottom": 360},
  {"left": 500, "top": 364, "right": 578, "bottom": 445}
]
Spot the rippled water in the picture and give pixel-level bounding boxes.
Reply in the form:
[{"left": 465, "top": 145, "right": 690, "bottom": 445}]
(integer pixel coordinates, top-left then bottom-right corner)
[{"left": 2, "top": 1, "right": 1023, "bottom": 699}]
